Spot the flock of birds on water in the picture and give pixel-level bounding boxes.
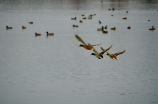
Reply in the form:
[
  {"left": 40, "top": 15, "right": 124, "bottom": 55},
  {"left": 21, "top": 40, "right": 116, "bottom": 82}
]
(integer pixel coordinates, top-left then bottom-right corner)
[{"left": 5, "top": 8, "right": 157, "bottom": 60}]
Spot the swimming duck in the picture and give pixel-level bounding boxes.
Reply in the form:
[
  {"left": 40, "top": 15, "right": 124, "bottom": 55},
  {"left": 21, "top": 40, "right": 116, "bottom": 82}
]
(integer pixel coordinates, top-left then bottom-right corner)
[
  {"left": 91, "top": 45, "right": 112, "bottom": 59},
  {"left": 122, "top": 17, "right": 127, "bottom": 20},
  {"left": 81, "top": 14, "right": 85, "bottom": 16},
  {"left": 104, "top": 25, "right": 108, "bottom": 29},
  {"left": 102, "top": 30, "right": 108, "bottom": 34},
  {"left": 6, "top": 26, "right": 12, "bottom": 29},
  {"left": 148, "top": 19, "right": 150, "bottom": 22},
  {"left": 46, "top": 31, "right": 54, "bottom": 36},
  {"left": 106, "top": 50, "right": 126, "bottom": 60},
  {"left": 73, "top": 25, "right": 79, "bottom": 27},
  {"left": 108, "top": 8, "right": 111, "bottom": 11},
  {"left": 97, "top": 26, "right": 104, "bottom": 31},
  {"left": 22, "top": 26, "right": 26, "bottom": 29},
  {"left": 71, "top": 17, "right": 77, "bottom": 20},
  {"left": 75, "top": 35, "right": 101, "bottom": 50},
  {"left": 35, "top": 32, "right": 41, "bottom": 37},
  {"left": 127, "top": 26, "right": 131, "bottom": 29},
  {"left": 79, "top": 20, "right": 83, "bottom": 23},
  {"left": 111, "top": 15, "right": 114, "bottom": 16},
  {"left": 29, "top": 22, "right": 33, "bottom": 24},
  {"left": 94, "top": 14, "right": 96, "bottom": 15},
  {"left": 82, "top": 17, "right": 86, "bottom": 19},
  {"left": 126, "top": 11, "right": 128, "bottom": 13},
  {"left": 99, "top": 20, "right": 101, "bottom": 24},
  {"left": 111, "top": 27, "right": 116, "bottom": 30},
  {"left": 112, "top": 8, "right": 115, "bottom": 11},
  {"left": 148, "top": 26, "right": 155, "bottom": 31},
  {"left": 88, "top": 15, "right": 92, "bottom": 19}
]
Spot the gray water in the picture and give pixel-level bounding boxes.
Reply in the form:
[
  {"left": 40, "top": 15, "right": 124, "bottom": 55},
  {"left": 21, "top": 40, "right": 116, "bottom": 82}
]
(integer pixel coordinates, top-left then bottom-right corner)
[{"left": 0, "top": 0, "right": 158, "bottom": 104}]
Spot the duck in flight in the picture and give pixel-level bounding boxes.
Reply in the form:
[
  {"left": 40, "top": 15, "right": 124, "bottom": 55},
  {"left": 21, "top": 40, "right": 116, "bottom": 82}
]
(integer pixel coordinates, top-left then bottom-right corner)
[
  {"left": 75, "top": 35, "right": 101, "bottom": 50},
  {"left": 106, "top": 50, "right": 126, "bottom": 60},
  {"left": 91, "top": 45, "right": 112, "bottom": 59}
]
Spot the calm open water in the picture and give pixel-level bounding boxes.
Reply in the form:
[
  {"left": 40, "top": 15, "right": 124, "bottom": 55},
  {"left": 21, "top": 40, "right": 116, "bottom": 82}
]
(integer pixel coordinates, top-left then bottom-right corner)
[{"left": 0, "top": 0, "right": 158, "bottom": 104}]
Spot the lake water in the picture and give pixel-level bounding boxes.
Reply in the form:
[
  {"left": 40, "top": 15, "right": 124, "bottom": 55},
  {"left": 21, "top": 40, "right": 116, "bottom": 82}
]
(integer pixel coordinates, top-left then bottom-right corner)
[{"left": 0, "top": 0, "right": 158, "bottom": 104}]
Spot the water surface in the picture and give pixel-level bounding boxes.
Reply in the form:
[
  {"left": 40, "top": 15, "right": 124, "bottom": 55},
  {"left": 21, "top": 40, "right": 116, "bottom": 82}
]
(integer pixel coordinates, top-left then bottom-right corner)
[{"left": 0, "top": 0, "right": 158, "bottom": 104}]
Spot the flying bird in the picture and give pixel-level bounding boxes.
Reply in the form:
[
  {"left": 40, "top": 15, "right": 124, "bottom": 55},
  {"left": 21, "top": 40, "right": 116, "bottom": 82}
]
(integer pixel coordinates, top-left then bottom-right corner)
[
  {"left": 106, "top": 50, "right": 126, "bottom": 60},
  {"left": 75, "top": 35, "right": 101, "bottom": 50}
]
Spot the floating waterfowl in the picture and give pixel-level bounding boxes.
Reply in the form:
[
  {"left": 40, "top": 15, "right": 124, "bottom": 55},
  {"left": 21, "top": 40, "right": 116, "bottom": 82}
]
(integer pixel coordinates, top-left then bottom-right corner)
[
  {"left": 94, "top": 14, "right": 96, "bottom": 15},
  {"left": 111, "top": 15, "right": 114, "bottom": 16},
  {"left": 81, "top": 14, "right": 85, "bottom": 16},
  {"left": 102, "top": 30, "right": 108, "bottom": 34},
  {"left": 73, "top": 25, "right": 79, "bottom": 27},
  {"left": 127, "top": 26, "right": 131, "bottom": 29},
  {"left": 108, "top": 8, "right": 111, "bottom": 11},
  {"left": 97, "top": 26, "right": 104, "bottom": 31},
  {"left": 106, "top": 50, "right": 126, "bottom": 60},
  {"left": 122, "top": 17, "right": 127, "bottom": 20},
  {"left": 35, "top": 32, "right": 41, "bottom": 37},
  {"left": 148, "top": 26, "right": 155, "bottom": 31},
  {"left": 111, "top": 27, "right": 116, "bottom": 30},
  {"left": 104, "top": 25, "right": 108, "bottom": 29},
  {"left": 71, "top": 17, "right": 77, "bottom": 20},
  {"left": 99, "top": 20, "right": 101, "bottom": 24},
  {"left": 29, "top": 22, "right": 33, "bottom": 24},
  {"left": 126, "top": 11, "right": 128, "bottom": 13},
  {"left": 75, "top": 35, "right": 101, "bottom": 50},
  {"left": 88, "top": 15, "right": 93, "bottom": 19},
  {"left": 82, "top": 17, "right": 86, "bottom": 19},
  {"left": 6, "top": 26, "right": 12, "bottom": 29},
  {"left": 148, "top": 19, "right": 150, "bottom": 22},
  {"left": 46, "top": 31, "right": 54, "bottom": 36},
  {"left": 91, "top": 45, "right": 112, "bottom": 59},
  {"left": 79, "top": 20, "right": 83, "bottom": 23},
  {"left": 22, "top": 26, "right": 26, "bottom": 29},
  {"left": 112, "top": 8, "right": 115, "bottom": 11}
]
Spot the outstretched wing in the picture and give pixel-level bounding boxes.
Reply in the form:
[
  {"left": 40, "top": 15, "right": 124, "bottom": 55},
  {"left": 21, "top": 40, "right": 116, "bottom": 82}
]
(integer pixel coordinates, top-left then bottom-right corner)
[
  {"left": 75, "top": 35, "right": 87, "bottom": 45},
  {"left": 91, "top": 45, "right": 99, "bottom": 55},
  {"left": 100, "top": 45, "right": 112, "bottom": 51},
  {"left": 100, "top": 45, "right": 112, "bottom": 55},
  {"left": 100, "top": 47, "right": 104, "bottom": 51},
  {"left": 115, "top": 50, "right": 126, "bottom": 56}
]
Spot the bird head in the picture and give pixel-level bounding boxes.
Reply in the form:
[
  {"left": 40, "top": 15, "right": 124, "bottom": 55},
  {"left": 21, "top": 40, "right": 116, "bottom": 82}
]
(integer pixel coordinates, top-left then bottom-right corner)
[
  {"left": 79, "top": 44, "right": 84, "bottom": 47},
  {"left": 91, "top": 53, "right": 96, "bottom": 56}
]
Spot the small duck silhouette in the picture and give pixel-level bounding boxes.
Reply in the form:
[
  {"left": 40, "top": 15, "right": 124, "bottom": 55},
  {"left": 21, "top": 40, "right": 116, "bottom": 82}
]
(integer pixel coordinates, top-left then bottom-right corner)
[
  {"left": 79, "top": 20, "right": 83, "bottom": 23},
  {"left": 73, "top": 25, "right": 79, "bottom": 27},
  {"left": 29, "top": 22, "right": 33, "bottom": 24},
  {"left": 82, "top": 17, "right": 86, "bottom": 19},
  {"left": 97, "top": 26, "right": 104, "bottom": 31},
  {"left": 71, "top": 17, "right": 76, "bottom": 20},
  {"left": 127, "top": 26, "right": 131, "bottom": 29},
  {"left": 6, "top": 26, "right": 12, "bottom": 29},
  {"left": 22, "top": 26, "right": 26, "bottom": 29},
  {"left": 35, "top": 32, "right": 41, "bottom": 37},
  {"left": 111, "top": 27, "right": 116, "bottom": 30},
  {"left": 149, "top": 26, "right": 155, "bottom": 31},
  {"left": 104, "top": 25, "right": 108, "bottom": 29},
  {"left": 122, "top": 17, "right": 127, "bottom": 20},
  {"left": 106, "top": 50, "right": 126, "bottom": 60},
  {"left": 46, "top": 31, "right": 54, "bottom": 36}
]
